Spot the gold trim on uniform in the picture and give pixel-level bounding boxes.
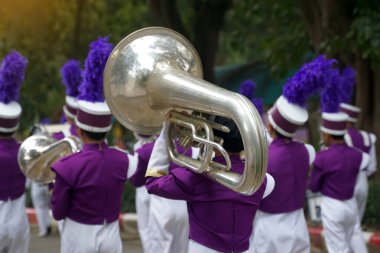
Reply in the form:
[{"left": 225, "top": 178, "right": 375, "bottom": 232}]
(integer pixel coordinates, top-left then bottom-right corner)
[{"left": 145, "top": 168, "right": 168, "bottom": 177}]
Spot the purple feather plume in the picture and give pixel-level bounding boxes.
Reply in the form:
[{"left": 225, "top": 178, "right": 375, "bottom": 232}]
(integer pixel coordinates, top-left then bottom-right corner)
[
  {"left": 282, "top": 55, "right": 337, "bottom": 107},
  {"left": 0, "top": 50, "right": 28, "bottom": 104},
  {"left": 320, "top": 68, "right": 340, "bottom": 112},
  {"left": 252, "top": 98, "right": 264, "bottom": 116},
  {"left": 337, "top": 66, "right": 356, "bottom": 104},
  {"left": 60, "top": 59, "right": 82, "bottom": 97},
  {"left": 78, "top": 37, "right": 113, "bottom": 102},
  {"left": 239, "top": 80, "right": 256, "bottom": 100},
  {"left": 239, "top": 79, "right": 264, "bottom": 116}
]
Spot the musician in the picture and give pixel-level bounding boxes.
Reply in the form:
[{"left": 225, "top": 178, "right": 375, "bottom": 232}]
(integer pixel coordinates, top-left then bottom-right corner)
[
  {"left": 249, "top": 55, "right": 338, "bottom": 253},
  {"left": 0, "top": 51, "right": 29, "bottom": 253},
  {"left": 309, "top": 111, "right": 369, "bottom": 253},
  {"left": 340, "top": 102, "right": 377, "bottom": 220},
  {"left": 51, "top": 37, "right": 138, "bottom": 253},
  {"left": 340, "top": 102, "right": 375, "bottom": 253},
  {"left": 145, "top": 116, "right": 275, "bottom": 253}
]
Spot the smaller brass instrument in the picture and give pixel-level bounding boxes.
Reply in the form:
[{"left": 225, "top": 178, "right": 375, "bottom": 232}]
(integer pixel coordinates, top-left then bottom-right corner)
[{"left": 18, "top": 135, "right": 81, "bottom": 183}]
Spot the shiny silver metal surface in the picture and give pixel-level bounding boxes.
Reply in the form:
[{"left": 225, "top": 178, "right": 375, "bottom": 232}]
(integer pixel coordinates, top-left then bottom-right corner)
[
  {"left": 103, "top": 27, "right": 267, "bottom": 195},
  {"left": 104, "top": 27, "right": 203, "bottom": 134},
  {"left": 18, "top": 135, "right": 81, "bottom": 183}
]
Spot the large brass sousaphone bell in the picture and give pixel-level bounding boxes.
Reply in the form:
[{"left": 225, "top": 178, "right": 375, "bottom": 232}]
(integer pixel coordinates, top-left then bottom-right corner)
[{"left": 104, "top": 27, "right": 267, "bottom": 195}]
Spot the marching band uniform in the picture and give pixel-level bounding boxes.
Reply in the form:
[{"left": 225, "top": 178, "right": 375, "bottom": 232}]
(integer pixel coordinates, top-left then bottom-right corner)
[
  {"left": 340, "top": 103, "right": 377, "bottom": 253},
  {"left": 51, "top": 141, "right": 138, "bottom": 253},
  {"left": 250, "top": 95, "right": 315, "bottom": 253},
  {"left": 51, "top": 37, "right": 137, "bottom": 253},
  {"left": 340, "top": 103, "right": 378, "bottom": 220},
  {"left": 309, "top": 112, "right": 369, "bottom": 253},
  {"left": 0, "top": 51, "right": 29, "bottom": 253},
  {"left": 146, "top": 118, "right": 275, "bottom": 253}
]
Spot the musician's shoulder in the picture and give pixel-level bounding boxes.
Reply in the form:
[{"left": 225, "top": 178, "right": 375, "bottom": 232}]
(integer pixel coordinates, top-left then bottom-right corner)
[{"left": 57, "top": 150, "right": 84, "bottom": 163}]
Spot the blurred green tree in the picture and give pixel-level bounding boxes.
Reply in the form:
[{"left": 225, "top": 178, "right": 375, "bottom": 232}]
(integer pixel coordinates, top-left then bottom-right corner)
[{"left": 0, "top": 0, "right": 151, "bottom": 136}]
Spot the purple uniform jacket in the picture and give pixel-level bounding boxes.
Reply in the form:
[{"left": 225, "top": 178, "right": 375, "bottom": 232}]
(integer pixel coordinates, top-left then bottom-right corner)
[
  {"left": 51, "top": 142, "right": 130, "bottom": 225},
  {"left": 0, "top": 139, "right": 26, "bottom": 201},
  {"left": 309, "top": 143, "right": 362, "bottom": 200},
  {"left": 259, "top": 138, "right": 309, "bottom": 213},
  {"left": 146, "top": 155, "right": 267, "bottom": 253},
  {"left": 129, "top": 141, "right": 155, "bottom": 187},
  {"left": 52, "top": 124, "right": 77, "bottom": 140},
  {"left": 347, "top": 127, "right": 371, "bottom": 153}
]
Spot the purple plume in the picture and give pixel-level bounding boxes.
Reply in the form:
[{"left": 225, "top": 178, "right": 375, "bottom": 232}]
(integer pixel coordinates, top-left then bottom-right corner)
[
  {"left": 239, "top": 79, "right": 264, "bottom": 116},
  {"left": 60, "top": 59, "right": 82, "bottom": 97},
  {"left": 239, "top": 80, "right": 256, "bottom": 100},
  {"left": 282, "top": 55, "right": 337, "bottom": 107},
  {"left": 337, "top": 66, "right": 356, "bottom": 103},
  {"left": 252, "top": 98, "right": 264, "bottom": 116},
  {"left": 320, "top": 68, "right": 340, "bottom": 112},
  {"left": 78, "top": 37, "right": 113, "bottom": 102},
  {"left": 0, "top": 50, "right": 28, "bottom": 104}
]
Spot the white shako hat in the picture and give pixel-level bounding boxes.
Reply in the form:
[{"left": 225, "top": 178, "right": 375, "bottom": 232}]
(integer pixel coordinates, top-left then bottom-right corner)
[
  {"left": 60, "top": 59, "right": 82, "bottom": 119},
  {"left": 75, "top": 37, "right": 113, "bottom": 133},
  {"left": 268, "top": 96, "right": 308, "bottom": 137},
  {"left": 339, "top": 103, "right": 360, "bottom": 123},
  {"left": 0, "top": 51, "right": 28, "bottom": 133},
  {"left": 268, "top": 55, "right": 336, "bottom": 137},
  {"left": 320, "top": 112, "right": 348, "bottom": 136}
]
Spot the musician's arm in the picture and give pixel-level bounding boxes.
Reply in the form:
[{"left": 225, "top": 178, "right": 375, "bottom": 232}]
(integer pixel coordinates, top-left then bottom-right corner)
[
  {"left": 145, "top": 124, "right": 195, "bottom": 199},
  {"left": 145, "top": 126, "right": 170, "bottom": 178},
  {"left": 50, "top": 173, "right": 71, "bottom": 220}
]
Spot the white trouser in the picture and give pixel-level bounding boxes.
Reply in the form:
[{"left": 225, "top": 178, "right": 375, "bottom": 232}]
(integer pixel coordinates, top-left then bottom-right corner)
[
  {"left": 0, "top": 195, "right": 30, "bottom": 253},
  {"left": 148, "top": 195, "right": 189, "bottom": 253},
  {"left": 249, "top": 209, "right": 310, "bottom": 253},
  {"left": 31, "top": 181, "right": 51, "bottom": 235},
  {"left": 353, "top": 171, "right": 368, "bottom": 221},
  {"left": 135, "top": 186, "right": 151, "bottom": 253},
  {"left": 349, "top": 219, "right": 368, "bottom": 253},
  {"left": 321, "top": 196, "right": 366, "bottom": 253},
  {"left": 60, "top": 218, "right": 122, "bottom": 253}
]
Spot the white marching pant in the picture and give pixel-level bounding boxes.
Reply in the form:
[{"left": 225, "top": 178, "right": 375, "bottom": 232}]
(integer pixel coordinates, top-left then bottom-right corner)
[
  {"left": 60, "top": 218, "right": 122, "bottom": 253},
  {"left": 321, "top": 196, "right": 366, "bottom": 253},
  {"left": 148, "top": 195, "right": 189, "bottom": 253},
  {"left": 349, "top": 220, "right": 368, "bottom": 253},
  {"left": 0, "top": 195, "right": 30, "bottom": 253},
  {"left": 354, "top": 171, "right": 368, "bottom": 221},
  {"left": 31, "top": 181, "right": 51, "bottom": 236},
  {"left": 135, "top": 186, "right": 151, "bottom": 253},
  {"left": 249, "top": 209, "right": 310, "bottom": 253}
]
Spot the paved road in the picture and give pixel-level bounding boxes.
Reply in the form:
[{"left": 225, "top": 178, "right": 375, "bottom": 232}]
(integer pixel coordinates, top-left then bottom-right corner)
[{"left": 29, "top": 225, "right": 143, "bottom": 253}]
